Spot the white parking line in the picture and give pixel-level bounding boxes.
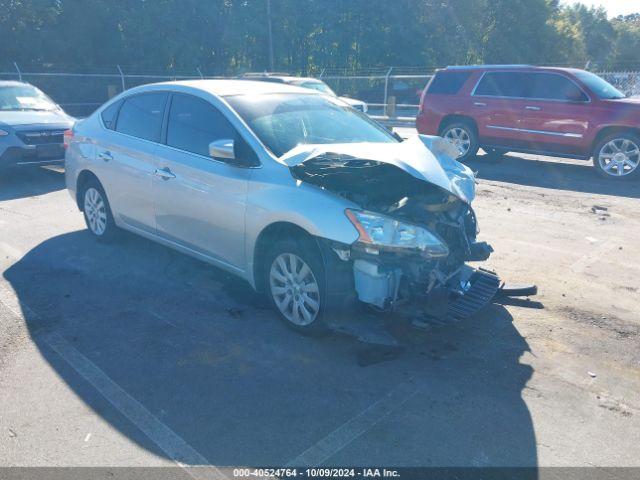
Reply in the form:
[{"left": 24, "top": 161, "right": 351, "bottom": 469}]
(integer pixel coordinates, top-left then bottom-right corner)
[
  {"left": 285, "top": 379, "right": 420, "bottom": 467},
  {"left": 42, "top": 332, "right": 229, "bottom": 479}
]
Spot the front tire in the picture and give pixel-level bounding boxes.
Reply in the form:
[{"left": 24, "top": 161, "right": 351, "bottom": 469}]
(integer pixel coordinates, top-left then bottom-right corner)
[
  {"left": 441, "top": 122, "right": 479, "bottom": 162},
  {"left": 81, "top": 179, "right": 118, "bottom": 241},
  {"left": 264, "top": 237, "right": 328, "bottom": 335},
  {"left": 593, "top": 132, "right": 640, "bottom": 179}
]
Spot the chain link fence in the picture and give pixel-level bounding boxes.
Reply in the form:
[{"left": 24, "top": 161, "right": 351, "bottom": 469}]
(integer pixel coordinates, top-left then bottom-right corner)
[{"left": 2, "top": 63, "right": 640, "bottom": 119}]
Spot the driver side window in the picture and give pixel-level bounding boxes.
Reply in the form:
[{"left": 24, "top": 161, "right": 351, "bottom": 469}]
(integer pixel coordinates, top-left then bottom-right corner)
[{"left": 166, "top": 93, "right": 238, "bottom": 157}]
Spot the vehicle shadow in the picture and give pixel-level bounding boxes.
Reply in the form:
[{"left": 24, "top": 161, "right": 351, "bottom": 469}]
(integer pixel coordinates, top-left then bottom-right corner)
[
  {"left": 0, "top": 166, "right": 65, "bottom": 201},
  {"left": 467, "top": 153, "right": 640, "bottom": 199},
  {"left": 4, "top": 230, "right": 537, "bottom": 471}
]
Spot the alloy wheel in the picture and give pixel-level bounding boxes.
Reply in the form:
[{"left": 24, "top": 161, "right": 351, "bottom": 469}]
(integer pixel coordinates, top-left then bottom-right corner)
[
  {"left": 598, "top": 138, "right": 640, "bottom": 177},
  {"left": 84, "top": 187, "right": 108, "bottom": 236},
  {"left": 269, "top": 253, "right": 320, "bottom": 326},
  {"left": 444, "top": 127, "right": 471, "bottom": 158}
]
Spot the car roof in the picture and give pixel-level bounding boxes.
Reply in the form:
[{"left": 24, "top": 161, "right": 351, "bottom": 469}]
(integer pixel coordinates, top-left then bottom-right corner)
[
  {"left": 443, "top": 65, "right": 582, "bottom": 74},
  {"left": 131, "top": 79, "right": 321, "bottom": 97}
]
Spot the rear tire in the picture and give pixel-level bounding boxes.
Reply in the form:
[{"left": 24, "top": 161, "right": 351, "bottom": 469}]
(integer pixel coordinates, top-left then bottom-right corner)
[
  {"left": 81, "top": 179, "right": 118, "bottom": 241},
  {"left": 264, "top": 236, "right": 330, "bottom": 335},
  {"left": 440, "top": 122, "right": 479, "bottom": 162},
  {"left": 593, "top": 132, "right": 640, "bottom": 180}
]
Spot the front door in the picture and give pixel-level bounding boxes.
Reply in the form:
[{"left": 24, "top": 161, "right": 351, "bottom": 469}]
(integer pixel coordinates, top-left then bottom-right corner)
[
  {"left": 152, "top": 93, "right": 251, "bottom": 271},
  {"left": 519, "top": 72, "right": 591, "bottom": 156}
]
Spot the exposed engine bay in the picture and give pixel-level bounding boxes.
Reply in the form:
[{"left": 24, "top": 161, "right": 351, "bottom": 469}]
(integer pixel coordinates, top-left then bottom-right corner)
[{"left": 283, "top": 135, "right": 501, "bottom": 319}]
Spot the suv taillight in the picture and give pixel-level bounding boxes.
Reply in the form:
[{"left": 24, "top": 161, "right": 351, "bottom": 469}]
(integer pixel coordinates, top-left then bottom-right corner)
[
  {"left": 63, "top": 129, "right": 73, "bottom": 149},
  {"left": 418, "top": 86, "right": 428, "bottom": 114}
]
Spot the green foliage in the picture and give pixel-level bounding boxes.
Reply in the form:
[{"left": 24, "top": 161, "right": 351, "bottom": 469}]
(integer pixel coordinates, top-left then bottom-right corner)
[{"left": 0, "top": 0, "right": 638, "bottom": 73}]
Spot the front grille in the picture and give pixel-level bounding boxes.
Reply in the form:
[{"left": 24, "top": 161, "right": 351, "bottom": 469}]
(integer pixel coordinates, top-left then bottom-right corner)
[{"left": 17, "top": 130, "right": 66, "bottom": 145}]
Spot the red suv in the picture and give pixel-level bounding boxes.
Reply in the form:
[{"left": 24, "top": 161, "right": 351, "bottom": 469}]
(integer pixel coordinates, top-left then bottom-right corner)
[{"left": 416, "top": 65, "right": 640, "bottom": 179}]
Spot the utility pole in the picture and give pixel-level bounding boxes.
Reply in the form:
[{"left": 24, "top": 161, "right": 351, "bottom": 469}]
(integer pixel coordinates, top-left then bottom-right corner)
[{"left": 267, "top": 0, "right": 274, "bottom": 71}]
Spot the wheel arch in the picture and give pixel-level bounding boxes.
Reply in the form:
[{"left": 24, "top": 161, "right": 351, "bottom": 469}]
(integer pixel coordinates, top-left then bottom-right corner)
[
  {"left": 252, "top": 222, "right": 318, "bottom": 294},
  {"left": 438, "top": 114, "right": 478, "bottom": 136},
  {"left": 75, "top": 170, "right": 103, "bottom": 211},
  {"left": 591, "top": 126, "right": 640, "bottom": 156}
]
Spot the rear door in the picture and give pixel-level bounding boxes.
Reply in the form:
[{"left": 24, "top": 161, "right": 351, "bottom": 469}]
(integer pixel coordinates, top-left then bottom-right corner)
[
  {"left": 471, "top": 71, "right": 531, "bottom": 149},
  {"left": 519, "top": 72, "right": 591, "bottom": 155},
  {"left": 152, "top": 92, "right": 252, "bottom": 271},
  {"left": 96, "top": 92, "right": 167, "bottom": 233}
]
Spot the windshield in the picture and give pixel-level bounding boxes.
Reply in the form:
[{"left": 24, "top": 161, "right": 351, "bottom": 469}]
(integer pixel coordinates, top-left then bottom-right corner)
[
  {"left": 0, "top": 85, "right": 58, "bottom": 111},
  {"left": 299, "top": 81, "right": 336, "bottom": 96},
  {"left": 226, "top": 93, "right": 397, "bottom": 157},
  {"left": 573, "top": 71, "right": 625, "bottom": 100}
]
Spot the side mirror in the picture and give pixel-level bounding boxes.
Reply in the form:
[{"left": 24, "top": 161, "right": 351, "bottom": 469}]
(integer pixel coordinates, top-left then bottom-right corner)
[{"left": 209, "top": 139, "right": 235, "bottom": 160}]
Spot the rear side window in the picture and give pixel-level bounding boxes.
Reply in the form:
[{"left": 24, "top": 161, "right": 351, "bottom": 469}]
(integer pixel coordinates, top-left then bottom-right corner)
[
  {"left": 528, "top": 73, "right": 588, "bottom": 102},
  {"left": 427, "top": 71, "right": 472, "bottom": 95},
  {"left": 474, "top": 72, "right": 529, "bottom": 98},
  {"left": 100, "top": 100, "right": 122, "bottom": 130},
  {"left": 166, "top": 93, "right": 237, "bottom": 157},
  {"left": 116, "top": 92, "right": 168, "bottom": 142}
]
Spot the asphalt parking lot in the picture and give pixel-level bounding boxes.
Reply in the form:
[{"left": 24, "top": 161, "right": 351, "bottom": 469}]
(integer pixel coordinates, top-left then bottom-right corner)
[{"left": 1, "top": 148, "right": 640, "bottom": 470}]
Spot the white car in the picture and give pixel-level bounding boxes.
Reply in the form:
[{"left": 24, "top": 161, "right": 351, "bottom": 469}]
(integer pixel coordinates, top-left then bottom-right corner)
[
  {"left": 240, "top": 74, "right": 368, "bottom": 112},
  {"left": 65, "top": 79, "right": 496, "bottom": 334}
]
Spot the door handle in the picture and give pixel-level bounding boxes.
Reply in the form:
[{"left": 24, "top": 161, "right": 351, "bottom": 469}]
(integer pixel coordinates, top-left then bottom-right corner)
[
  {"left": 473, "top": 102, "right": 486, "bottom": 107},
  {"left": 154, "top": 167, "right": 176, "bottom": 180},
  {"left": 525, "top": 106, "right": 541, "bottom": 111},
  {"left": 98, "top": 151, "right": 113, "bottom": 162}
]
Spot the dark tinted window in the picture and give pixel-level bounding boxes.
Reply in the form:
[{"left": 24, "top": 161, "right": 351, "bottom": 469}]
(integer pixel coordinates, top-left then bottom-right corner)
[
  {"left": 166, "top": 93, "right": 237, "bottom": 157},
  {"left": 116, "top": 93, "right": 167, "bottom": 142},
  {"left": 528, "top": 73, "right": 588, "bottom": 102},
  {"left": 474, "top": 72, "right": 529, "bottom": 97},
  {"left": 427, "top": 71, "right": 472, "bottom": 95},
  {"left": 100, "top": 100, "right": 122, "bottom": 130}
]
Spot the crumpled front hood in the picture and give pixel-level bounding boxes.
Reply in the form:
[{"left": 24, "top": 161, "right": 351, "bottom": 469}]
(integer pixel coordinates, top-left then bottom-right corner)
[
  {"left": 279, "top": 135, "right": 477, "bottom": 203},
  {"left": 0, "top": 109, "right": 74, "bottom": 127}
]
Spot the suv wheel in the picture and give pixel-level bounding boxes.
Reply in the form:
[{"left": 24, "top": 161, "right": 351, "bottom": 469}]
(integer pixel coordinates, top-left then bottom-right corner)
[
  {"left": 441, "top": 122, "right": 479, "bottom": 162},
  {"left": 82, "top": 179, "right": 118, "bottom": 241},
  {"left": 264, "top": 237, "right": 328, "bottom": 335},
  {"left": 593, "top": 133, "right": 640, "bottom": 179}
]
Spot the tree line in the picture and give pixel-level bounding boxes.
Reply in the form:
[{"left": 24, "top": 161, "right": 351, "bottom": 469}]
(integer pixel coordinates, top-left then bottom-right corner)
[{"left": 1, "top": 0, "right": 639, "bottom": 75}]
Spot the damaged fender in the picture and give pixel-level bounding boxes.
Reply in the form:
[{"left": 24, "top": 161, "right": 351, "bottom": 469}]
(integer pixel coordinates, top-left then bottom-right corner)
[{"left": 279, "top": 135, "right": 494, "bottom": 316}]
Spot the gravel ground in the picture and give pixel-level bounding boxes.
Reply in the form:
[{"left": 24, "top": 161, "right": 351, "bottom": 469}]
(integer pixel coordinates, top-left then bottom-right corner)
[{"left": 0, "top": 150, "right": 639, "bottom": 471}]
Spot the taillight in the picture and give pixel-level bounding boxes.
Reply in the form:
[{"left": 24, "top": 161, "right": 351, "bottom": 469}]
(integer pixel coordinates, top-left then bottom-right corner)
[
  {"left": 418, "top": 86, "right": 428, "bottom": 114},
  {"left": 63, "top": 129, "right": 73, "bottom": 149}
]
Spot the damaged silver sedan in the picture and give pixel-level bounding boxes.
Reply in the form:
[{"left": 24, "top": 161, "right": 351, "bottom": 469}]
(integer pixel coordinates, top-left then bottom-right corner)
[{"left": 65, "top": 80, "right": 501, "bottom": 334}]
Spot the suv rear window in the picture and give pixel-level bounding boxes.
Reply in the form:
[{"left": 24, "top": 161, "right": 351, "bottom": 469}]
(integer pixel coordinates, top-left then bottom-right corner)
[
  {"left": 474, "top": 72, "right": 529, "bottom": 98},
  {"left": 427, "top": 71, "right": 472, "bottom": 95}
]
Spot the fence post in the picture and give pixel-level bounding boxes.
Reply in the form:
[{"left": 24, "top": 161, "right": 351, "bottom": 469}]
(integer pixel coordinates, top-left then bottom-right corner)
[
  {"left": 319, "top": 68, "right": 325, "bottom": 79},
  {"left": 383, "top": 67, "right": 393, "bottom": 116},
  {"left": 116, "top": 65, "right": 126, "bottom": 91},
  {"left": 13, "top": 62, "right": 22, "bottom": 81},
  {"left": 197, "top": 67, "right": 204, "bottom": 79}
]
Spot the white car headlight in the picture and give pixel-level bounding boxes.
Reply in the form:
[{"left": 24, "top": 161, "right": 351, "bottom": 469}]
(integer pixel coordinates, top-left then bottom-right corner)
[
  {"left": 0, "top": 129, "right": 9, "bottom": 137},
  {"left": 345, "top": 209, "right": 449, "bottom": 257}
]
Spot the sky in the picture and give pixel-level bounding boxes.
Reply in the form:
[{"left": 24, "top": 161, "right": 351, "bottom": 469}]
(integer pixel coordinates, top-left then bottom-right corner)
[{"left": 561, "top": 0, "right": 640, "bottom": 17}]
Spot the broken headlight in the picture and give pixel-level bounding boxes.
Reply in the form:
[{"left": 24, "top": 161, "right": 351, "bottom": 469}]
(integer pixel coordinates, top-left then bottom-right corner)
[{"left": 345, "top": 209, "right": 449, "bottom": 257}]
